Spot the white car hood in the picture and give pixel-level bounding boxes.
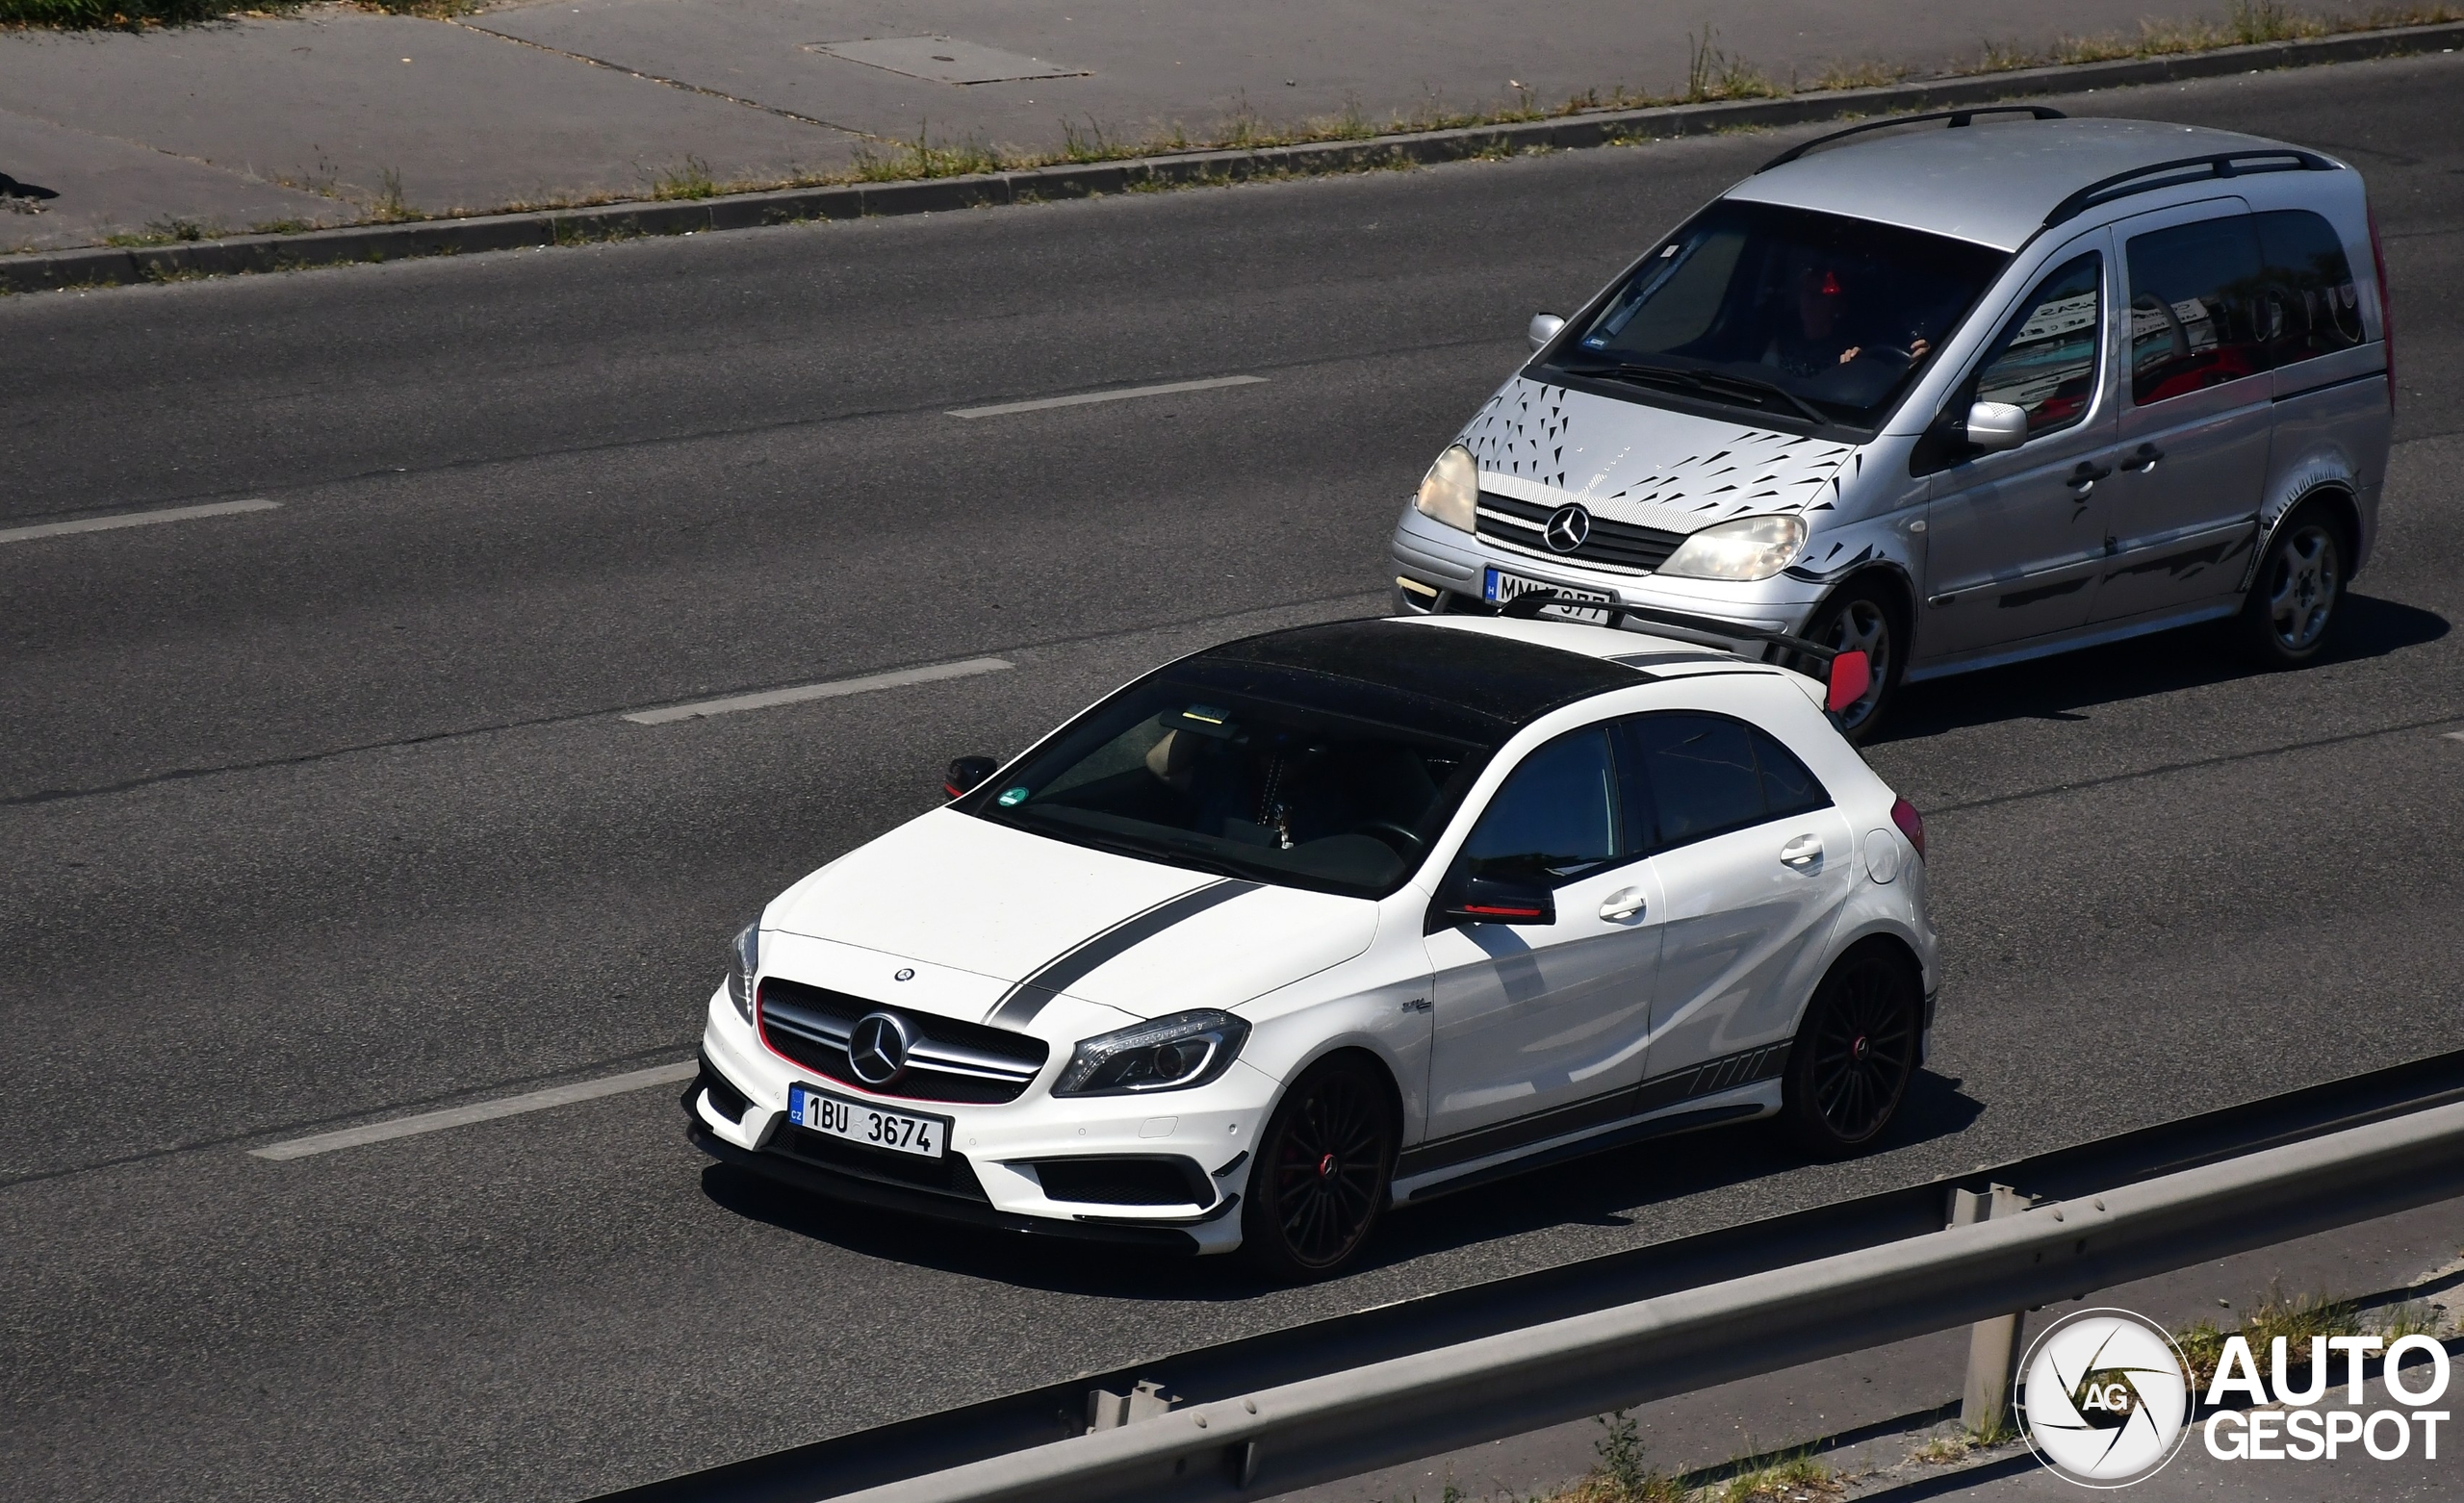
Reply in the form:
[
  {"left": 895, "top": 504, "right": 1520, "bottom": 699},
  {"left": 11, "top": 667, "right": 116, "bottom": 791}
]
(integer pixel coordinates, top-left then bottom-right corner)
[
  {"left": 1457, "top": 375, "right": 1861, "bottom": 533},
  {"left": 765, "top": 809, "right": 1378, "bottom": 1023}
]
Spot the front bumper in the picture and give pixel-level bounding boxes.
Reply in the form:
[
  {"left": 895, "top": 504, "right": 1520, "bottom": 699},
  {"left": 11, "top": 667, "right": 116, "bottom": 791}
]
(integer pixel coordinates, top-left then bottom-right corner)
[
  {"left": 1389, "top": 502, "right": 1827, "bottom": 634},
  {"left": 692, "top": 988, "right": 1263, "bottom": 1254}
]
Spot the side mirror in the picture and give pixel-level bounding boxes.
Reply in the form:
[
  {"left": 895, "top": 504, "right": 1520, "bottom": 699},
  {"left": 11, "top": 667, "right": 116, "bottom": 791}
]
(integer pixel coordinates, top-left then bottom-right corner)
[
  {"left": 1439, "top": 873, "right": 1557, "bottom": 929},
  {"left": 1825, "top": 650, "right": 1872, "bottom": 715},
  {"left": 943, "top": 755, "right": 998, "bottom": 800},
  {"left": 1965, "top": 400, "right": 2029, "bottom": 453},
  {"left": 1527, "top": 313, "right": 1566, "bottom": 352}
]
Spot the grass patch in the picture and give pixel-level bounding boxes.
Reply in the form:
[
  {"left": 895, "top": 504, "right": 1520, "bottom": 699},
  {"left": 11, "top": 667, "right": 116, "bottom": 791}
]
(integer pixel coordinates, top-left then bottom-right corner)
[
  {"left": 2171, "top": 1283, "right": 2443, "bottom": 1391},
  {"left": 1684, "top": 26, "right": 1782, "bottom": 102},
  {"left": 1710, "top": 1449, "right": 1840, "bottom": 1502},
  {"left": 651, "top": 155, "right": 719, "bottom": 201},
  {"left": 102, "top": 215, "right": 214, "bottom": 246}
]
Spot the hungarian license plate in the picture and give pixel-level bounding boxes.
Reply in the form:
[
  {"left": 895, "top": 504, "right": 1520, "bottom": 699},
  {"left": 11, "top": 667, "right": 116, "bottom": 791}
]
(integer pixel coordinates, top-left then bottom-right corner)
[
  {"left": 787, "top": 1083, "right": 948, "bottom": 1159},
  {"left": 1484, "top": 567, "right": 1614, "bottom": 619}
]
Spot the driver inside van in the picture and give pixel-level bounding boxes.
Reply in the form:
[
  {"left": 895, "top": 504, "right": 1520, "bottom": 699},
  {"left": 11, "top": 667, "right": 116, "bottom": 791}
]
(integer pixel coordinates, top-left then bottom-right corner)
[{"left": 1763, "top": 264, "right": 1931, "bottom": 376}]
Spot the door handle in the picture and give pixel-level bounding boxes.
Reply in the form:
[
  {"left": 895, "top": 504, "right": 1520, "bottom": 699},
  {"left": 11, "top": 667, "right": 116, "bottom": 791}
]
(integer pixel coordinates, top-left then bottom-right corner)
[
  {"left": 2066, "top": 461, "right": 2112, "bottom": 495},
  {"left": 1599, "top": 887, "right": 1648, "bottom": 922},
  {"left": 1779, "top": 835, "right": 1824, "bottom": 871},
  {"left": 2118, "top": 443, "right": 2164, "bottom": 473}
]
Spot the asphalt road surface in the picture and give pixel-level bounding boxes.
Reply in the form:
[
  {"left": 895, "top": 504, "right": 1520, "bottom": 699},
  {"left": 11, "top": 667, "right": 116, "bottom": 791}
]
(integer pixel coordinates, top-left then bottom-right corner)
[{"left": 4, "top": 51, "right": 2461, "bottom": 1503}]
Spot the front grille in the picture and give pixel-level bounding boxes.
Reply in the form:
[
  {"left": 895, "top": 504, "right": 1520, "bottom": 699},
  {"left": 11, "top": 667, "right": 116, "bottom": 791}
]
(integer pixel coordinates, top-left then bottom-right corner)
[
  {"left": 1476, "top": 493, "right": 1685, "bottom": 575},
  {"left": 768, "top": 1123, "right": 991, "bottom": 1201},
  {"left": 1028, "top": 1156, "right": 1213, "bottom": 1207},
  {"left": 757, "top": 977, "right": 1050, "bottom": 1105}
]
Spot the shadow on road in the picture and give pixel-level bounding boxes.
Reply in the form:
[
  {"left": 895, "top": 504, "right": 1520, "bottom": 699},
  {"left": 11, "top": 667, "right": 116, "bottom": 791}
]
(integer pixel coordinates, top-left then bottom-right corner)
[
  {"left": 698, "top": 1070, "right": 1985, "bottom": 1299},
  {"left": 1877, "top": 593, "right": 2449, "bottom": 744}
]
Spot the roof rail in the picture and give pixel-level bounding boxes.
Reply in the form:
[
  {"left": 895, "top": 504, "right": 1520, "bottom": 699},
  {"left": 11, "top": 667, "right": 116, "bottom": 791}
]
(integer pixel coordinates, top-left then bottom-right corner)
[
  {"left": 1754, "top": 105, "right": 2065, "bottom": 173},
  {"left": 2041, "top": 147, "right": 2339, "bottom": 226},
  {"left": 1495, "top": 591, "right": 1840, "bottom": 664}
]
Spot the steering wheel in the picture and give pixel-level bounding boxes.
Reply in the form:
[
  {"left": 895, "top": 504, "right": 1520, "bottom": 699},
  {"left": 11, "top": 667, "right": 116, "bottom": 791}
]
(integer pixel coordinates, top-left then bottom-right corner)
[{"left": 1357, "top": 820, "right": 1426, "bottom": 858}]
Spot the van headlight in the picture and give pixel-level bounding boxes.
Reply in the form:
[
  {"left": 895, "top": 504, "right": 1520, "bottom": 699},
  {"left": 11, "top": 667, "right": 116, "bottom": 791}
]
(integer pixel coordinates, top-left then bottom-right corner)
[
  {"left": 1054, "top": 1010, "right": 1250, "bottom": 1096},
  {"left": 1414, "top": 445, "right": 1479, "bottom": 533},
  {"left": 724, "top": 923, "right": 759, "bottom": 1023},
  {"left": 1656, "top": 514, "right": 1807, "bottom": 580}
]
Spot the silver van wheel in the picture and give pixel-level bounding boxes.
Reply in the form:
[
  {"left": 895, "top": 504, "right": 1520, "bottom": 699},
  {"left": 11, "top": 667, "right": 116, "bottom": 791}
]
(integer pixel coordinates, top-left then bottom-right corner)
[
  {"left": 2239, "top": 505, "right": 2347, "bottom": 668},
  {"left": 1809, "top": 591, "right": 1896, "bottom": 740},
  {"left": 2264, "top": 523, "right": 2340, "bottom": 651}
]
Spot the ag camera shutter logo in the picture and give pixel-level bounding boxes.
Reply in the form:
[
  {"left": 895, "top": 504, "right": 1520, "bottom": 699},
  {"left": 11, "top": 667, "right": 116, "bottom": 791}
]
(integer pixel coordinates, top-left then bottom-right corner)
[{"left": 2017, "top": 1309, "right": 2195, "bottom": 1488}]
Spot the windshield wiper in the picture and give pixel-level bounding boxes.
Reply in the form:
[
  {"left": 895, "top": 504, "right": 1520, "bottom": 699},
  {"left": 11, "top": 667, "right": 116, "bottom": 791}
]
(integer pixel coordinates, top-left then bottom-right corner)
[{"left": 1556, "top": 359, "right": 1832, "bottom": 427}]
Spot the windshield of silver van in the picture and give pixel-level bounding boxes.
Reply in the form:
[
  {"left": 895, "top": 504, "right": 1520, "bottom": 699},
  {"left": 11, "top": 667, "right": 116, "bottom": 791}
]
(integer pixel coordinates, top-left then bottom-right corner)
[{"left": 1545, "top": 200, "right": 2010, "bottom": 430}]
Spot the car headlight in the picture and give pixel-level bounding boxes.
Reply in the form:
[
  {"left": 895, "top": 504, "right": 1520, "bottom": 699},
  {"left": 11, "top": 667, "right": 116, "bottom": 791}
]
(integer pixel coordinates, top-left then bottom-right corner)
[
  {"left": 724, "top": 923, "right": 759, "bottom": 1024},
  {"left": 1414, "top": 444, "right": 1478, "bottom": 533},
  {"left": 1655, "top": 514, "right": 1807, "bottom": 581},
  {"left": 1054, "top": 1009, "right": 1251, "bottom": 1097}
]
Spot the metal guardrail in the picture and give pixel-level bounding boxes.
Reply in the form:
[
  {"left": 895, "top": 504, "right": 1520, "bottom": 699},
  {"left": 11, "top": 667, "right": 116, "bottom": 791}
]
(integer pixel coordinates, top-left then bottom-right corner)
[
  {"left": 598, "top": 1049, "right": 2464, "bottom": 1503},
  {"left": 846, "top": 1094, "right": 2464, "bottom": 1502}
]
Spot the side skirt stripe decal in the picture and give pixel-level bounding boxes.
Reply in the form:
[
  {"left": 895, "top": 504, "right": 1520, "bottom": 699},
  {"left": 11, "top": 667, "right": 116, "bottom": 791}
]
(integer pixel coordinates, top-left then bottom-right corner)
[
  {"left": 1396, "top": 1041, "right": 1790, "bottom": 1180},
  {"left": 985, "top": 879, "right": 1262, "bottom": 1026}
]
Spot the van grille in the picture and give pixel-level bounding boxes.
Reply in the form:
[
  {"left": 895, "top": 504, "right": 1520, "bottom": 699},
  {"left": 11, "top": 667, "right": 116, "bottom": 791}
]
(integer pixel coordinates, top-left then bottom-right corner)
[{"left": 1476, "top": 493, "right": 1686, "bottom": 574}]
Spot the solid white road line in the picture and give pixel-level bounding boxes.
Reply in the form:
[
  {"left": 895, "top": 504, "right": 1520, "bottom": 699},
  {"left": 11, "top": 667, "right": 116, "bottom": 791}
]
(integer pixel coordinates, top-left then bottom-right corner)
[
  {"left": 948, "top": 374, "right": 1267, "bottom": 419},
  {"left": 0, "top": 498, "right": 280, "bottom": 545},
  {"left": 248, "top": 1060, "right": 696, "bottom": 1160},
  {"left": 624, "top": 656, "right": 1013, "bottom": 726}
]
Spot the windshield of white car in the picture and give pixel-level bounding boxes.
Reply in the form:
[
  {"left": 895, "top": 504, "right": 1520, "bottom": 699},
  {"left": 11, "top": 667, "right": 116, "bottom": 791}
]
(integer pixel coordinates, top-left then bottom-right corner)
[
  {"left": 1545, "top": 200, "right": 2010, "bottom": 430},
  {"left": 961, "top": 663, "right": 1499, "bottom": 900}
]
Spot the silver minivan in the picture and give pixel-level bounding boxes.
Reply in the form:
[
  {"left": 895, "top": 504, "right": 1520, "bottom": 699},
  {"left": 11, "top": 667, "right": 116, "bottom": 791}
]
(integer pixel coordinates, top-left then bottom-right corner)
[{"left": 1388, "top": 108, "right": 2394, "bottom": 737}]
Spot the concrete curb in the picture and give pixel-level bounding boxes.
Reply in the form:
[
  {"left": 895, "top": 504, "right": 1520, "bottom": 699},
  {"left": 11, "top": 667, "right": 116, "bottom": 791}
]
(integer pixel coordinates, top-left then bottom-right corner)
[{"left": 8, "top": 19, "right": 2460, "bottom": 294}]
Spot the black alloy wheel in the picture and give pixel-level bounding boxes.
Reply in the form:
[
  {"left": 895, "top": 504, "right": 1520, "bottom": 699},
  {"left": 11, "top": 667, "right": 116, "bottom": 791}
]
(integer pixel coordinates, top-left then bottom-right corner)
[
  {"left": 1242, "top": 1056, "right": 1396, "bottom": 1281},
  {"left": 1782, "top": 948, "right": 1922, "bottom": 1159},
  {"left": 2239, "top": 503, "right": 2346, "bottom": 668},
  {"left": 1804, "top": 584, "right": 1904, "bottom": 744}
]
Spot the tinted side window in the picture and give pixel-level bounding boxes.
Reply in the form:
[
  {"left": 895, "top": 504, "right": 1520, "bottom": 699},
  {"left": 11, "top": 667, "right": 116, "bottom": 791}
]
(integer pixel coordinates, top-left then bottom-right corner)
[
  {"left": 1753, "top": 728, "right": 1832, "bottom": 819},
  {"left": 1625, "top": 714, "right": 1763, "bottom": 847},
  {"left": 1971, "top": 252, "right": 2102, "bottom": 438},
  {"left": 2254, "top": 209, "right": 2365, "bottom": 365},
  {"left": 1459, "top": 727, "right": 1620, "bottom": 886},
  {"left": 1623, "top": 714, "right": 1835, "bottom": 848},
  {"left": 2126, "top": 215, "right": 2270, "bottom": 405}
]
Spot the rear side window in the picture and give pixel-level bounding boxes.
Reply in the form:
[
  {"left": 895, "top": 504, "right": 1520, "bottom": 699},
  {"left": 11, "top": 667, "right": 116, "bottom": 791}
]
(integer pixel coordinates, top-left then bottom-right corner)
[
  {"left": 2126, "top": 215, "right": 2270, "bottom": 405},
  {"left": 1971, "top": 251, "right": 2103, "bottom": 438},
  {"left": 1622, "top": 713, "right": 1833, "bottom": 850},
  {"left": 2254, "top": 210, "right": 2366, "bottom": 365},
  {"left": 1458, "top": 727, "right": 1623, "bottom": 887}
]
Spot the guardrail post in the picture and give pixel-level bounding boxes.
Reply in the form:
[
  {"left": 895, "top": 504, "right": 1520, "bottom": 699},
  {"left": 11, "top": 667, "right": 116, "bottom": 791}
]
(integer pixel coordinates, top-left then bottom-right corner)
[
  {"left": 1950, "top": 1184, "right": 2031, "bottom": 1435},
  {"left": 1086, "top": 1380, "right": 1175, "bottom": 1432}
]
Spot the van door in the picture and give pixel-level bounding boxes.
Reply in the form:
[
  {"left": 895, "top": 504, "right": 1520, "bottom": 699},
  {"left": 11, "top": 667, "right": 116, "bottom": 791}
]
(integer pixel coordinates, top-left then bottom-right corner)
[
  {"left": 1917, "top": 236, "right": 2120, "bottom": 659},
  {"left": 2092, "top": 199, "right": 2273, "bottom": 624}
]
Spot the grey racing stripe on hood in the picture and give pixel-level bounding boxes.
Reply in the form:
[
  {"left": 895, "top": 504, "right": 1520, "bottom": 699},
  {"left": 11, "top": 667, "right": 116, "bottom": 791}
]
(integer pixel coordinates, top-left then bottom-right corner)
[{"left": 985, "top": 879, "right": 1262, "bottom": 1027}]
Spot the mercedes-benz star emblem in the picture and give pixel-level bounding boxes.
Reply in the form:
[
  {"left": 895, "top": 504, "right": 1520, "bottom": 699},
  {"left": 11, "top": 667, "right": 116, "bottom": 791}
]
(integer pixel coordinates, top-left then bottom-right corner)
[
  {"left": 846, "top": 1011, "right": 912, "bottom": 1085},
  {"left": 1543, "top": 503, "right": 1592, "bottom": 553}
]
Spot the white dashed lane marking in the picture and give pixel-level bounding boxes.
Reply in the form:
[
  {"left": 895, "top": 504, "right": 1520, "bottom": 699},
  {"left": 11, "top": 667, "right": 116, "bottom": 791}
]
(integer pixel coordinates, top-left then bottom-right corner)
[
  {"left": 623, "top": 656, "right": 1014, "bottom": 725},
  {"left": 249, "top": 1061, "right": 696, "bottom": 1159},
  {"left": 948, "top": 374, "right": 1267, "bottom": 419},
  {"left": 0, "top": 498, "right": 279, "bottom": 545}
]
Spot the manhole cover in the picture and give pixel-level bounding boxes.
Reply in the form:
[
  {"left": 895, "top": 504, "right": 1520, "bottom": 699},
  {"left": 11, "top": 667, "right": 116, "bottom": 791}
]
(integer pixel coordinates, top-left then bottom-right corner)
[{"left": 807, "top": 37, "right": 1090, "bottom": 85}]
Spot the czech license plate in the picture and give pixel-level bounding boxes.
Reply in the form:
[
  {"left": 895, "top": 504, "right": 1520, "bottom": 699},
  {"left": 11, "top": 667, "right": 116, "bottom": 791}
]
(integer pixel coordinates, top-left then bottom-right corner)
[
  {"left": 787, "top": 1083, "right": 948, "bottom": 1159},
  {"left": 1484, "top": 567, "right": 1614, "bottom": 619}
]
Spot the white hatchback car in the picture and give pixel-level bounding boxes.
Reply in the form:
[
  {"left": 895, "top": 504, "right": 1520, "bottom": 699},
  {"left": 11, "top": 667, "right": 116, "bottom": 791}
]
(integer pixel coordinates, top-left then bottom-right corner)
[{"left": 687, "top": 612, "right": 1937, "bottom": 1278}]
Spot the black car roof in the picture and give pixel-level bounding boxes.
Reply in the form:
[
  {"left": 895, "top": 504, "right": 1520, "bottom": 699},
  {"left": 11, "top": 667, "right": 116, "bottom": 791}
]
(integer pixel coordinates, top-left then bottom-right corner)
[{"left": 1190, "top": 619, "right": 1644, "bottom": 735}]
